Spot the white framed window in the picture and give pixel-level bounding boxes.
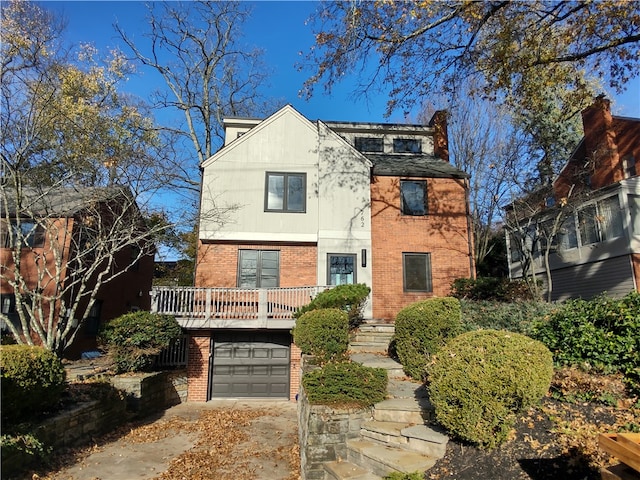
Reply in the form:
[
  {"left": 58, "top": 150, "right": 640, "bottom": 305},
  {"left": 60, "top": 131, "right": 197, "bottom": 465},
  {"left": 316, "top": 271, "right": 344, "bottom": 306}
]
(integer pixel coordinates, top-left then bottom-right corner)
[{"left": 265, "top": 172, "right": 306, "bottom": 213}]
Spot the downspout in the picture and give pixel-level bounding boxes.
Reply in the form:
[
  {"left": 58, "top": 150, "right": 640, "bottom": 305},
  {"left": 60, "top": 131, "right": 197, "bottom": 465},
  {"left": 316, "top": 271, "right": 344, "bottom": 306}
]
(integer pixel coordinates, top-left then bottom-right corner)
[{"left": 463, "top": 177, "right": 475, "bottom": 279}]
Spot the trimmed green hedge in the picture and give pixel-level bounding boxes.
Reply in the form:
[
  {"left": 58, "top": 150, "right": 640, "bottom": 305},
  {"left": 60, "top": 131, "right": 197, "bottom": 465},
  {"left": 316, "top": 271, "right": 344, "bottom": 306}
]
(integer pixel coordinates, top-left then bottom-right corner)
[
  {"left": 303, "top": 361, "right": 387, "bottom": 407},
  {"left": 0, "top": 345, "right": 66, "bottom": 425},
  {"left": 460, "top": 299, "right": 558, "bottom": 335},
  {"left": 292, "top": 308, "right": 349, "bottom": 363},
  {"left": 100, "top": 311, "right": 182, "bottom": 373},
  {"left": 533, "top": 292, "right": 640, "bottom": 394},
  {"left": 393, "top": 297, "right": 462, "bottom": 380},
  {"left": 451, "top": 277, "right": 534, "bottom": 302},
  {"left": 428, "top": 330, "right": 553, "bottom": 449},
  {"left": 295, "top": 284, "right": 370, "bottom": 328}
]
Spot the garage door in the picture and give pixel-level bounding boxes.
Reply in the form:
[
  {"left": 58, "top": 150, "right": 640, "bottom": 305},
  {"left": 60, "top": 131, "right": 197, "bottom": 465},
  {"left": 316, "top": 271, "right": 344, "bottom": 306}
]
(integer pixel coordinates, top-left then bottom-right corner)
[{"left": 209, "top": 331, "right": 290, "bottom": 399}]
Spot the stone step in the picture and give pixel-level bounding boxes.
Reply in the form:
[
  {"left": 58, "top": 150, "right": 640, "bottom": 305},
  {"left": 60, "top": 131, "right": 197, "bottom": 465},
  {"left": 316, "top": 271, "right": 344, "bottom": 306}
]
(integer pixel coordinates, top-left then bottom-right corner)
[
  {"left": 386, "top": 378, "right": 428, "bottom": 400},
  {"left": 348, "top": 343, "right": 389, "bottom": 354},
  {"left": 360, "top": 421, "right": 448, "bottom": 458},
  {"left": 323, "top": 460, "right": 382, "bottom": 480},
  {"left": 349, "top": 333, "right": 393, "bottom": 344},
  {"left": 346, "top": 439, "right": 437, "bottom": 478},
  {"left": 357, "top": 322, "right": 396, "bottom": 333},
  {"left": 349, "top": 353, "right": 405, "bottom": 378},
  {"left": 373, "top": 398, "right": 434, "bottom": 424}
]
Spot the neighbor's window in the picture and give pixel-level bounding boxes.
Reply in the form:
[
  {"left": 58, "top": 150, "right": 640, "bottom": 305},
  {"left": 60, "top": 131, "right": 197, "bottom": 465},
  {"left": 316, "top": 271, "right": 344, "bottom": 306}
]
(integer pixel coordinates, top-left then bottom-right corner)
[
  {"left": 2, "top": 220, "right": 45, "bottom": 248},
  {"left": 265, "top": 172, "right": 306, "bottom": 212},
  {"left": 327, "top": 254, "right": 356, "bottom": 285},
  {"left": 355, "top": 137, "right": 384, "bottom": 153},
  {"left": 578, "top": 195, "right": 624, "bottom": 245},
  {"left": 623, "top": 155, "right": 636, "bottom": 179},
  {"left": 557, "top": 215, "right": 578, "bottom": 250},
  {"left": 393, "top": 138, "right": 421, "bottom": 153},
  {"left": 401, "top": 180, "right": 428, "bottom": 216},
  {"left": 403, "top": 253, "right": 432, "bottom": 292},
  {"left": 238, "top": 250, "right": 280, "bottom": 288}
]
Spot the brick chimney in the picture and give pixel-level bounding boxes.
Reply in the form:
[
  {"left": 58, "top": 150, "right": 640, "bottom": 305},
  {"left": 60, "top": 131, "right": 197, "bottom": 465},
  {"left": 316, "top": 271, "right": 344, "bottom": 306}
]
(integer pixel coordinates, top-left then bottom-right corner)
[
  {"left": 429, "top": 110, "right": 449, "bottom": 162},
  {"left": 581, "top": 96, "right": 622, "bottom": 189}
]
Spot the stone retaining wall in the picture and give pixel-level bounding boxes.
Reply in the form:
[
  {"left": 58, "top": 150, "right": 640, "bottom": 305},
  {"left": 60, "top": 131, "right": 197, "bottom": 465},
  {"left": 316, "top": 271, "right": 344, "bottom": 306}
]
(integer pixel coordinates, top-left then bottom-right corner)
[
  {"left": 297, "top": 387, "right": 372, "bottom": 480},
  {"left": 110, "top": 370, "right": 188, "bottom": 416}
]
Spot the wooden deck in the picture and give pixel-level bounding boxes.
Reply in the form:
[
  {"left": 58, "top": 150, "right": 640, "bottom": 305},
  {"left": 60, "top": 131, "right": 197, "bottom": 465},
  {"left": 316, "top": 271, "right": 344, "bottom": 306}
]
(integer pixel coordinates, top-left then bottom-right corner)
[{"left": 151, "top": 286, "right": 327, "bottom": 329}]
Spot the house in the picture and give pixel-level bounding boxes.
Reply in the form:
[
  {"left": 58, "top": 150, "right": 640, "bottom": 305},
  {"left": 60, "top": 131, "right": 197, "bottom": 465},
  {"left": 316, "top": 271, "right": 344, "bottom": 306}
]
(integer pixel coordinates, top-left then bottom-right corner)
[
  {"left": 506, "top": 97, "right": 640, "bottom": 301},
  {"left": 152, "top": 105, "right": 474, "bottom": 401},
  {"left": 0, "top": 185, "right": 155, "bottom": 358}
]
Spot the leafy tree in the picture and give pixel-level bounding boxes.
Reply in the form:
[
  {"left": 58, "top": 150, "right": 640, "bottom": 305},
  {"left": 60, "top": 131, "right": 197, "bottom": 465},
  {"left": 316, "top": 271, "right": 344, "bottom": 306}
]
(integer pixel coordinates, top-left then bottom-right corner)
[
  {"left": 301, "top": 1, "right": 639, "bottom": 119},
  {"left": 0, "top": 1, "right": 170, "bottom": 355}
]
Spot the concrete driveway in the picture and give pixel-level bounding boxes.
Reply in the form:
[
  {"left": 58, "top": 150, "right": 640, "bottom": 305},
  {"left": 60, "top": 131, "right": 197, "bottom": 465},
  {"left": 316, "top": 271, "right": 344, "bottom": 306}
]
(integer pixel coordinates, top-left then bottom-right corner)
[{"left": 44, "top": 400, "right": 300, "bottom": 480}]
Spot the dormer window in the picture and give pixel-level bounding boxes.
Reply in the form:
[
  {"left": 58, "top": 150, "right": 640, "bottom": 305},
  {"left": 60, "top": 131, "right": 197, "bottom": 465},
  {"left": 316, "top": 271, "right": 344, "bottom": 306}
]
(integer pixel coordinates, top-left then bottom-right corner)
[
  {"left": 393, "top": 138, "right": 421, "bottom": 153},
  {"left": 355, "top": 137, "right": 383, "bottom": 153}
]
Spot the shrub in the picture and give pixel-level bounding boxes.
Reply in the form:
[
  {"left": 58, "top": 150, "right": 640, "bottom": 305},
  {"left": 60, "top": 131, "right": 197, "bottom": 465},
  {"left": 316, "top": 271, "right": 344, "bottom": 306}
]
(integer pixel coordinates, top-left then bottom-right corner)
[
  {"left": 294, "top": 283, "right": 370, "bottom": 328},
  {"left": 100, "top": 311, "right": 182, "bottom": 373},
  {"left": 451, "top": 277, "right": 534, "bottom": 302},
  {"left": 302, "top": 361, "right": 387, "bottom": 407},
  {"left": 460, "top": 299, "right": 558, "bottom": 335},
  {"left": 428, "top": 330, "right": 553, "bottom": 449},
  {"left": 0, "top": 345, "right": 66, "bottom": 424},
  {"left": 292, "top": 308, "right": 349, "bottom": 363},
  {"left": 532, "top": 292, "right": 640, "bottom": 394},
  {"left": 393, "top": 297, "right": 462, "bottom": 380}
]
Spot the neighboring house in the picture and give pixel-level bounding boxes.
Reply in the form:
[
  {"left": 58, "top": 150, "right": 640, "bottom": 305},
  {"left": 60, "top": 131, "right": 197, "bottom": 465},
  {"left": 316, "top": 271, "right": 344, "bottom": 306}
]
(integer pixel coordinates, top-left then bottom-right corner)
[
  {"left": 0, "top": 186, "right": 155, "bottom": 358},
  {"left": 153, "top": 105, "right": 474, "bottom": 402},
  {"left": 506, "top": 97, "right": 640, "bottom": 301}
]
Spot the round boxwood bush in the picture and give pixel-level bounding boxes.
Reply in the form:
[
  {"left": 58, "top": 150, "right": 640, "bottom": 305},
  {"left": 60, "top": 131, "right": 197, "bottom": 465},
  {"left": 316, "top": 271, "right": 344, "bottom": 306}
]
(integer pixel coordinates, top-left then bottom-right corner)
[
  {"left": 393, "top": 297, "right": 462, "bottom": 380},
  {"left": 0, "top": 345, "right": 66, "bottom": 424},
  {"left": 99, "top": 311, "right": 182, "bottom": 373},
  {"left": 302, "top": 360, "right": 387, "bottom": 407},
  {"left": 428, "top": 330, "right": 553, "bottom": 449},
  {"left": 292, "top": 308, "right": 349, "bottom": 363},
  {"left": 294, "top": 283, "right": 370, "bottom": 328}
]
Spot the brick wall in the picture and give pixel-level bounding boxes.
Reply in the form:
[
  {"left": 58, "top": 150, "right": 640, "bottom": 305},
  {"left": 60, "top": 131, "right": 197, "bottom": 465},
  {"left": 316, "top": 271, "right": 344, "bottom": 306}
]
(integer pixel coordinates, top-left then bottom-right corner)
[
  {"left": 290, "top": 343, "right": 302, "bottom": 402},
  {"left": 371, "top": 176, "right": 473, "bottom": 320},
  {"left": 187, "top": 334, "right": 210, "bottom": 402},
  {"left": 632, "top": 253, "right": 640, "bottom": 294},
  {"left": 196, "top": 241, "right": 318, "bottom": 287}
]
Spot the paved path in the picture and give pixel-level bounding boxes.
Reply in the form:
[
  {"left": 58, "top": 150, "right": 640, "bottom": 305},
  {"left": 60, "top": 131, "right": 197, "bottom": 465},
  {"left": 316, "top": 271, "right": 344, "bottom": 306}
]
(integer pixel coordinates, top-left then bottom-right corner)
[{"left": 47, "top": 400, "right": 299, "bottom": 480}]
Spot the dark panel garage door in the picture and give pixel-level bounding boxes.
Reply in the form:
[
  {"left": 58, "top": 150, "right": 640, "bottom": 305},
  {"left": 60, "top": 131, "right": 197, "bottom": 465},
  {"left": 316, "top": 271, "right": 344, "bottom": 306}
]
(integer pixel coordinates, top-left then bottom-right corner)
[{"left": 209, "top": 331, "right": 290, "bottom": 399}]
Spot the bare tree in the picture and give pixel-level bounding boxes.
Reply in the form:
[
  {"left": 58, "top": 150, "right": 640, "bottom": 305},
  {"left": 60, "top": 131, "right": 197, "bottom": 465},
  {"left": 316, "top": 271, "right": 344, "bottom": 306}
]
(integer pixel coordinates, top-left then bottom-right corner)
[{"left": 1, "top": 1, "right": 170, "bottom": 353}]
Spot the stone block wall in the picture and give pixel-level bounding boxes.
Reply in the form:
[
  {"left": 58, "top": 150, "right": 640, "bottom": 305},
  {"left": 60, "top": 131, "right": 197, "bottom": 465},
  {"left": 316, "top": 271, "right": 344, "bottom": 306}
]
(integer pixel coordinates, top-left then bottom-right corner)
[
  {"left": 110, "top": 370, "right": 187, "bottom": 416},
  {"left": 297, "top": 387, "right": 372, "bottom": 480}
]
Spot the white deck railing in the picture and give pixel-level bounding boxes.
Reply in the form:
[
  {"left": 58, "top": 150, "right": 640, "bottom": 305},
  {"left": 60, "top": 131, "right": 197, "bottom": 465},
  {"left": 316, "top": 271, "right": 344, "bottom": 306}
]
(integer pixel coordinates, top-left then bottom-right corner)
[{"left": 151, "top": 286, "right": 327, "bottom": 324}]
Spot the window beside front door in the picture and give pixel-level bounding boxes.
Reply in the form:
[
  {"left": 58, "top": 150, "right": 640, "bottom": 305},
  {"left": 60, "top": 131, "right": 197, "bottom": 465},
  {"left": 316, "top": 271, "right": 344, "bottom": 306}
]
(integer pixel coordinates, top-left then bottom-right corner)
[
  {"left": 327, "top": 254, "right": 356, "bottom": 285},
  {"left": 403, "top": 252, "right": 432, "bottom": 292},
  {"left": 265, "top": 172, "right": 306, "bottom": 213},
  {"left": 400, "top": 180, "right": 428, "bottom": 216},
  {"left": 238, "top": 250, "right": 280, "bottom": 288}
]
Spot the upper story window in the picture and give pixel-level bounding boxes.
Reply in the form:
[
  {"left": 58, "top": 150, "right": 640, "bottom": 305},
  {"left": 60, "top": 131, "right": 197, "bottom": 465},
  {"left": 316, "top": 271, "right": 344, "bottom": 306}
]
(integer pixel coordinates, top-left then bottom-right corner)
[
  {"left": 400, "top": 180, "right": 428, "bottom": 216},
  {"left": 623, "top": 155, "right": 636, "bottom": 179},
  {"left": 265, "top": 172, "right": 306, "bottom": 213},
  {"left": 1, "top": 220, "right": 45, "bottom": 248},
  {"left": 578, "top": 195, "right": 624, "bottom": 245},
  {"left": 393, "top": 138, "right": 421, "bottom": 154},
  {"left": 355, "top": 137, "right": 384, "bottom": 153}
]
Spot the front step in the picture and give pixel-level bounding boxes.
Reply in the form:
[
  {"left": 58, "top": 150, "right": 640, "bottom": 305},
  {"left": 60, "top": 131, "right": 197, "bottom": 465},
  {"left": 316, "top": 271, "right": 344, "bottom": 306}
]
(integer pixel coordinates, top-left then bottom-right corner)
[
  {"left": 349, "top": 324, "right": 395, "bottom": 354},
  {"left": 349, "top": 353, "right": 405, "bottom": 378},
  {"left": 346, "top": 439, "right": 437, "bottom": 478},
  {"left": 373, "top": 397, "right": 434, "bottom": 424},
  {"left": 324, "top": 460, "right": 382, "bottom": 480},
  {"left": 360, "top": 421, "right": 448, "bottom": 458}
]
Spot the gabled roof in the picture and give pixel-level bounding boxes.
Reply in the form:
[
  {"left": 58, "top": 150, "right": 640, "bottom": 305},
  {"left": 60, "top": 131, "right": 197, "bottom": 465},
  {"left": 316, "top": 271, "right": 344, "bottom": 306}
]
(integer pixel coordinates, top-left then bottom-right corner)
[
  {"left": 2, "top": 185, "right": 134, "bottom": 217},
  {"left": 367, "top": 154, "right": 469, "bottom": 178}
]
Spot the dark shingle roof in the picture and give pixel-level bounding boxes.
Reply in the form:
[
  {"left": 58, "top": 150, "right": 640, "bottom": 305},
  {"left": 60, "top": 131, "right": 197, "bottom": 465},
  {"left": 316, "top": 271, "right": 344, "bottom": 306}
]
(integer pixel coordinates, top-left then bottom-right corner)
[
  {"left": 2, "top": 185, "right": 134, "bottom": 217},
  {"left": 366, "top": 154, "right": 469, "bottom": 179}
]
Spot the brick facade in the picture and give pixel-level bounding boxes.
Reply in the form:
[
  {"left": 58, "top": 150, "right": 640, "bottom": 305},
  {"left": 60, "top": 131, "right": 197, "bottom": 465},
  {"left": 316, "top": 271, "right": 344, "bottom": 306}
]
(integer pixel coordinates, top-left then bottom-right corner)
[
  {"left": 290, "top": 343, "right": 302, "bottom": 401},
  {"left": 187, "top": 335, "right": 210, "bottom": 402},
  {"left": 370, "top": 176, "right": 473, "bottom": 320},
  {"left": 196, "top": 241, "right": 318, "bottom": 288}
]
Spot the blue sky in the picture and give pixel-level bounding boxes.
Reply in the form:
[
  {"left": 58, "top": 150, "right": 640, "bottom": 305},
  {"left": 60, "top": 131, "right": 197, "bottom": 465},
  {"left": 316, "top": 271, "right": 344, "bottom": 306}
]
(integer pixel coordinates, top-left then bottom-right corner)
[{"left": 40, "top": 1, "right": 640, "bottom": 122}]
